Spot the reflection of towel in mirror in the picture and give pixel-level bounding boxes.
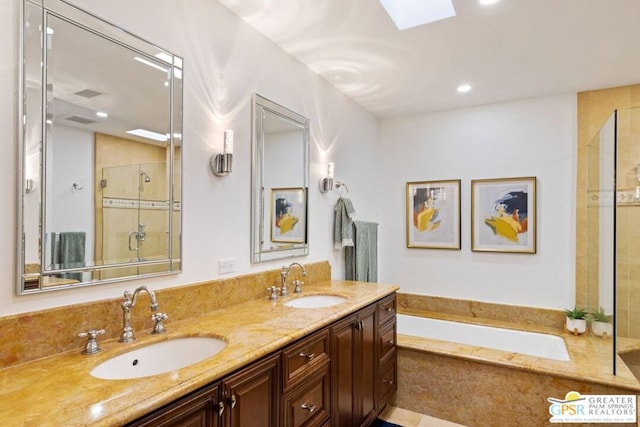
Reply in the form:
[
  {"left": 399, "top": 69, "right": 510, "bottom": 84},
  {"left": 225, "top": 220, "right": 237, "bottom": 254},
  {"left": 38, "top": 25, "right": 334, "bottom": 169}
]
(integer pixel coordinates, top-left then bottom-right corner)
[
  {"left": 334, "top": 197, "right": 356, "bottom": 249},
  {"left": 345, "top": 221, "right": 378, "bottom": 282},
  {"left": 52, "top": 232, "right": 86, "bottom": 281}
]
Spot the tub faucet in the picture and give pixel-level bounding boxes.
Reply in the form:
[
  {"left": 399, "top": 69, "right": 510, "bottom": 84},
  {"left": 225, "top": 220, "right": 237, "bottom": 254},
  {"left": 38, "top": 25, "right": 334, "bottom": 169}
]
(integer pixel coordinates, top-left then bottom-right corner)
[
  {"left": 119, "top": 285, "right": 162, "bottom": 343},
  {"left": 280, "top": 263, "right": 307, "bottom": 296}
]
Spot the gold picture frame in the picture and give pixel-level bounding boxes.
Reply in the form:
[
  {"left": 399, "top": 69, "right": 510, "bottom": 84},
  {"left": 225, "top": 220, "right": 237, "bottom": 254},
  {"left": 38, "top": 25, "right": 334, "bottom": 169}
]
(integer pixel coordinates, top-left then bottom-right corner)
[
  {"left": 471, "top": 176, "right": 536, "bottom": 253},
  {"left": 270, "top": 187, "right": 306, "bottom": 243},
  {"left": 406, "top": 179, "right": 461, "bottom": 249}
]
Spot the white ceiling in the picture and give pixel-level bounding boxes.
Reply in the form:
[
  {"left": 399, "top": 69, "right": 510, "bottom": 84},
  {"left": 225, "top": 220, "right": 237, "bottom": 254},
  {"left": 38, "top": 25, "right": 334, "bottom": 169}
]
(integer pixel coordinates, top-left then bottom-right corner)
[{"left": 218, "top": 0, "right": 640, "bottom": 118}]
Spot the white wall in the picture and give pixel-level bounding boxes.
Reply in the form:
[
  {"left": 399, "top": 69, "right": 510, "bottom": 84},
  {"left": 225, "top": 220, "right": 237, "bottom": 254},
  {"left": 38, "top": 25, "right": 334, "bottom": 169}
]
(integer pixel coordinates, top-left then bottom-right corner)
[
  {"left": 49, "top": 125, "right": 95, "bottom": 266},
  {"left": 377, "top": 94, "right": 577, "bottom": 309},
  {"left": 1, "top": 0, "right": 578, "bottom": 316},
  {"left": 0, "top": 0, "right": 379, "bottom": 316}
]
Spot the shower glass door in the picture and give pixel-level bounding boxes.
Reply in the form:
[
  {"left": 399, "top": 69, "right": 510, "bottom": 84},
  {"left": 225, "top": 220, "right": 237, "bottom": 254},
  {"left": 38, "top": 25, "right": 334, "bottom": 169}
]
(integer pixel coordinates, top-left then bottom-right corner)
[
  {"left": 614, "top": 107, "right": 640, "bottom": 380},
  {"left": 585, "top": 111, "right": 616, "bottom": 374},
  {"left": 99, "top": 162, "right": 170, "bottom": 279}
]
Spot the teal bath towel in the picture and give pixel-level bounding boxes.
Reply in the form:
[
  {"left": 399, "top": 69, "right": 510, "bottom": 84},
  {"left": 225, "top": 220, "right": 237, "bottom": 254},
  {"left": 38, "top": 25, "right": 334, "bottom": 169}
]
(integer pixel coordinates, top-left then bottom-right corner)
[
  {"left": 51, "top": 232, "right": 86, "bottom": 281},
  {"left": 345, "top": 221, "right": 378, "bottom": 282},
  {"left": 334, "top": 197, "right": 356, "bottom": 249}
]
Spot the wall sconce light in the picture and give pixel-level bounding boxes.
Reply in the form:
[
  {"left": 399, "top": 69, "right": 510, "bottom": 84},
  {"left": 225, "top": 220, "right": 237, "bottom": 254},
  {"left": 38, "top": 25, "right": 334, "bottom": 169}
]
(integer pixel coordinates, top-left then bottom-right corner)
[
  {"left": 319, "top": 162, "right": 334, "bottom": 193},
  {"left": 211, "top": 130, "right": 234, "bottom": 177}
]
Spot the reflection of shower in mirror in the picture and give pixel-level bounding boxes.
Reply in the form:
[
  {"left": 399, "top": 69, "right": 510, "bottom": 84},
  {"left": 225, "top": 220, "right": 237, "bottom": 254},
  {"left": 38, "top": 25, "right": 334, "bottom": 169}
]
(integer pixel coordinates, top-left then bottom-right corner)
[{"left": 140, "top": 171, "right": 151, "bottom": 183}]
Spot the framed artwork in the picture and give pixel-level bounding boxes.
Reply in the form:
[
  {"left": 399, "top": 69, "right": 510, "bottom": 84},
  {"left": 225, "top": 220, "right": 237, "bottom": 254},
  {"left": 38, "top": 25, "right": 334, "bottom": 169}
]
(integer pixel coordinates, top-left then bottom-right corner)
[
  {"left": 471, "top": 176, "right": 536, "bottom": 253},
  {"left": 270, "top": 187, "right": 306, "bottom": 243},
  {"left": 406, "top": 179, "right": 461, "bottom": 249}
]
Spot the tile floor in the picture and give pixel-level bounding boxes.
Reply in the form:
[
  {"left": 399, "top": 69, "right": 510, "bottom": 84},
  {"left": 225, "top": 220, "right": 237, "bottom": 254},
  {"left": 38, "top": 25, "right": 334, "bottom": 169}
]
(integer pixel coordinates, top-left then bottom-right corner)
[{"left": 379, "top": 406, "right": 467, "bottom": 427}]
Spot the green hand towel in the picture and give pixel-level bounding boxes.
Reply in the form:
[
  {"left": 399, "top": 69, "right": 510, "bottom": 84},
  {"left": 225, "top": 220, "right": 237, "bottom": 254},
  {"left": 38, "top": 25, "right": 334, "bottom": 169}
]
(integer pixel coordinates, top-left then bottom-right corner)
[
  {"left": 334, "top": 197, "right": 356, "bottom": 249},
  {"left": 345, "top": 221, "right": 378, "bottom": 282}
]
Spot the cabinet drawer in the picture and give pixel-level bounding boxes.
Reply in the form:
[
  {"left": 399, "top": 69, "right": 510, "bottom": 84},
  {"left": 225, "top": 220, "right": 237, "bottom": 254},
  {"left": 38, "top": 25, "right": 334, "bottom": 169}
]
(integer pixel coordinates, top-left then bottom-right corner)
[
  {"left": 283, "top": 364, "right": 331, "bottom": 427},
  {"left": 283, "top": 329, "right": 329, "bottom": 390},
  {"left": 376, "top": 357, "right": 397, "bottom": 412},
  {"left": 378, "top": 319, "right": 396, "bottom": 366},
  {"left": 376, "top": 294, "right": 396, "bottom": 326}
]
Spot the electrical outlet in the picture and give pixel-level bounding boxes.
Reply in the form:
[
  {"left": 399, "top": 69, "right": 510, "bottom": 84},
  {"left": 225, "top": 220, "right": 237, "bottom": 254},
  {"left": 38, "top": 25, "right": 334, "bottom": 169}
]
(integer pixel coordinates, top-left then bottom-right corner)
[{"left": 218, "top": 258, "right": 236, "bottom": 274}]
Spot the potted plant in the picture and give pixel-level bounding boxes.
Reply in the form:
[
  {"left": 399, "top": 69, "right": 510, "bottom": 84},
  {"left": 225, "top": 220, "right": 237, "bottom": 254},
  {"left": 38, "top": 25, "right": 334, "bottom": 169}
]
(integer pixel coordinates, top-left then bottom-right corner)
[
  {"left": 589, "top": 307, "right": 613, "bottom": 338},
  {"left": 564, "top": 307, "right": 588, "bottom": 335}
]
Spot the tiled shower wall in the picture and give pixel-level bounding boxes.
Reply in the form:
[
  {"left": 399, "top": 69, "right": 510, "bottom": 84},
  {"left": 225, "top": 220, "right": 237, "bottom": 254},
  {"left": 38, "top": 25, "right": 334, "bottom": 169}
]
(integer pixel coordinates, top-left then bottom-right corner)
[{"left": 577, "top": 84, "right": 640, "bottom": 339}]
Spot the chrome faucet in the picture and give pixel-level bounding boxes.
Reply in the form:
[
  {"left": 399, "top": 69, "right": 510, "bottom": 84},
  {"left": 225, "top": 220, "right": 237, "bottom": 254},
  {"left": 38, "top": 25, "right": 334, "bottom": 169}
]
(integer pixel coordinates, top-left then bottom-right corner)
[
  {"left": 119, "top": 285, "right": 165, "bottom": 343},
  {"left": 280, "top": 263, "right": 307, "bottom": 296}
]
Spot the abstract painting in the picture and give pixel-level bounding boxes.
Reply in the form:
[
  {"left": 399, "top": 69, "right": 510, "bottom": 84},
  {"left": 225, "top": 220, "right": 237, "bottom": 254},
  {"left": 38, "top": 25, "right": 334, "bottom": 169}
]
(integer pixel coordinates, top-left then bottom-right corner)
[
  {"left": 471, "top": 177, "right": 536, "bottom": 253},
  {"left": 406, "top": 180, "right": 461, "bottom": 249},
  {"left": 271, "top": 187, "right": 306, "bottom": 243}
]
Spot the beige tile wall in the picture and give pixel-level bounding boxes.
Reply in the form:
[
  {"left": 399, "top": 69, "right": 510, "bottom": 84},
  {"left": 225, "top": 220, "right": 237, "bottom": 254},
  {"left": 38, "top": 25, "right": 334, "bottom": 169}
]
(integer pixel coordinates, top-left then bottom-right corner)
[
  {"left": 0, "top": 261, "right": 330, "bottom": 368},
  {"left": 397, "top": 293, "right": 565, "bottom": 329},
  {"left": 577, "top": 84, "right": 640, "bottom": 339}
]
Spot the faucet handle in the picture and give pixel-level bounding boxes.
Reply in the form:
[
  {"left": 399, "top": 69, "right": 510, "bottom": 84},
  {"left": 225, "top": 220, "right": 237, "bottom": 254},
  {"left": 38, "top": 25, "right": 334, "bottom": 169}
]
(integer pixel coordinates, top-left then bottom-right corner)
[
  {"left": 77, "top": 329, "right": 105, "bottom": 355},
  {"left": 293, "top": 280, "right": 303, "bottom": 293},
  {"left": 267, "top": 286, "right": 278, "bottom": 300},
  {"left": 151, "top": 312, "right": 168, "bottom": 334}
]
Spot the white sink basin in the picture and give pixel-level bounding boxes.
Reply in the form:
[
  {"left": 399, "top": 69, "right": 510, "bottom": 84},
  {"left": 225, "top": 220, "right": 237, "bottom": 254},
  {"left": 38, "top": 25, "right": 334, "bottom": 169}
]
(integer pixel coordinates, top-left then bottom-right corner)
[
  {"left": 285, "top": 294, "right": 347, "bottom": 309},
  {"left": 90, "top": 337, "right": 227, "bottom": 380}
]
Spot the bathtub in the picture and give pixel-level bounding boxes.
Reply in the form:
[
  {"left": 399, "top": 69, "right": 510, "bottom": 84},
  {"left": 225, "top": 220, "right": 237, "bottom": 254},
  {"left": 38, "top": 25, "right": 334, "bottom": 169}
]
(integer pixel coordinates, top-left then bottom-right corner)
[
  {"left": 393, "top": 313, "right": 637, "bottom": 427},
  {"left": 396, "top": 313, "right": 570, "bottom": 361}
]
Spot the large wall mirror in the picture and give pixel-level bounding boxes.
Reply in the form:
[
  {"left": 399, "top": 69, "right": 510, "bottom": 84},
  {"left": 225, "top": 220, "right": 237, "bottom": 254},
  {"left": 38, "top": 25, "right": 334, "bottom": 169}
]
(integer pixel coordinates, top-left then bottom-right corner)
[
  {"left": 251, "top": 95, "right": 309, "bottom": 263},
  {"left": 18, "top": 0, "right": 183, "bottom": 294}
]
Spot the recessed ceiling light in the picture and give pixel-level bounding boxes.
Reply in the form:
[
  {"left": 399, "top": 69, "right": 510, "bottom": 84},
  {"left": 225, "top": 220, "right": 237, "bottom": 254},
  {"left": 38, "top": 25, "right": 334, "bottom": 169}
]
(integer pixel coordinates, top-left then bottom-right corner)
[
  {"left": 457, "top": 84, "right": 472, "bottom": 93},
  {"left": 96, "top": 111, "right": 108, "bottom": 118},
  {"left": 379, "top": 0, "right": 456, "bottom": 31},
  {"left": 479, "top": 0, "right": 500, "bottom": 5}
]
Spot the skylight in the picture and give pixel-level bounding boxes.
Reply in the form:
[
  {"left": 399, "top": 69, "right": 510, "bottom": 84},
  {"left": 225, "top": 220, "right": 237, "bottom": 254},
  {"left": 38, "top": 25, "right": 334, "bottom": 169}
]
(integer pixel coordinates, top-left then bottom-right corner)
[{"left": 379, "top": 0, "right": 456, "bottom": 31}]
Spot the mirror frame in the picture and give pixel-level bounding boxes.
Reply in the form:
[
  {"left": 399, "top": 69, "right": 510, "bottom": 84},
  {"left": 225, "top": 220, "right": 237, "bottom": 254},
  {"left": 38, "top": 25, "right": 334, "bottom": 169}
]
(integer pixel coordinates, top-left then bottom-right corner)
[
  {"left": 17, "top": 0, "right": 183, "bottom": 294},
  {"left": 251, "top": 94, "right": 310, "bottom": 263}
]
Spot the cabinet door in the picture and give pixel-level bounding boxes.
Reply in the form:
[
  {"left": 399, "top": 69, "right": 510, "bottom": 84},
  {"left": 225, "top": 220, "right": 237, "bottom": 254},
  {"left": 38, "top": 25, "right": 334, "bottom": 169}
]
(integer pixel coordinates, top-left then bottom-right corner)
[
  {"left": 222, "top": 353, "right": 280, "bottom": 427},
  {"left": 330, "top": 314, "right": 356, "bottom": 427},
  {"left": 126, "top": 383, "right": 218, "bottom": 427},
  {"left": 355, "top": 305, "right": 376, "bottom": 427},
  {"left": 330, "top": 304, "right": 377, "bottom": 427}
]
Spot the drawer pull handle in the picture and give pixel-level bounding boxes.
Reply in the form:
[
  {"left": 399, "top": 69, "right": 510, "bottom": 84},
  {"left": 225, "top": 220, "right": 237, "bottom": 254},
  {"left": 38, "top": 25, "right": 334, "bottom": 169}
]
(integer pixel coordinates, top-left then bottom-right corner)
[
  {"left": 218, "top": 401, "right": 225, "bottom": 416},
  {"left": 383, "top": 379, "right": 395, "bottom": 385},
  {"left": 229, "top": 394, "right": 237, "bottom": 409},
  {"left": 301, "top": 403, "right": 316, "bottom": 413},
  {"left": 383, "top": 339, "right": 394, "bottom": 345},
  {"left": 299, "top": 351, "right": 315, "bottom": 360},
  {"left": 385, "top": 307, "right": 394, "bottom": 313}
]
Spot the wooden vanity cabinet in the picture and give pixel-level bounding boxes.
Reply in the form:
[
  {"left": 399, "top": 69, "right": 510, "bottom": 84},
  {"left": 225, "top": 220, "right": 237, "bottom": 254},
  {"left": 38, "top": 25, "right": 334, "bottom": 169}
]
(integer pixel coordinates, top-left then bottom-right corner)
[{"left": 127, "top": 293, "right": 397, "bottom": 427}]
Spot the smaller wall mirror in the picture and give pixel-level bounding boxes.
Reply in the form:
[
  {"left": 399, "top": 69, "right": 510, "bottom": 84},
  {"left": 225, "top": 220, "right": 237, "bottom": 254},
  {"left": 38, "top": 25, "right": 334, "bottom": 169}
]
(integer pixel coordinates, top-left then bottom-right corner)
[
  {"left": 18, "top": 0, "right": 183, "bottom": 293},
  {"left": 251, "top": 95, "right": 309, "bottom": 263}
]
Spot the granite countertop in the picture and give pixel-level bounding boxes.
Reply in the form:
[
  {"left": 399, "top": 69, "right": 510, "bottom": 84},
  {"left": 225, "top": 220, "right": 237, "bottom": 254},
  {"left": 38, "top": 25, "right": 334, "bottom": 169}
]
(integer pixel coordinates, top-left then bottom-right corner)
[
  {"left": 396, "top": 308, "right": 640, "bottom": 392},
  {"left": 0, "top": 280, "right": 398, "bottom": 427}
]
